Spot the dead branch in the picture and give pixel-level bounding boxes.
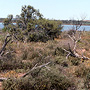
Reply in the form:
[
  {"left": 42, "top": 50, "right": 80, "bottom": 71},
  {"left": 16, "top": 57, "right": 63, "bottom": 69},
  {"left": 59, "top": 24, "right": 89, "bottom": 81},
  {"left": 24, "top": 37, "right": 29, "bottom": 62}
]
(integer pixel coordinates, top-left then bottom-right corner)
[
  {"left": 62, "top": 31, "right": 90, "bottom": 60},
  {"left": 0, "top": 78, "right": 7, "bottom": 82},
  {"left": 0, "top": 62, "right": 51, "bottom": 82},
  {"left": 62, "top": 19, "right": 89, "bottom": 60},
  {"left": 22, "top": 62, "right": 51, "bottom": 78},
  {"left": 0, "top": 35, "right": 12, "bottom": 57}
]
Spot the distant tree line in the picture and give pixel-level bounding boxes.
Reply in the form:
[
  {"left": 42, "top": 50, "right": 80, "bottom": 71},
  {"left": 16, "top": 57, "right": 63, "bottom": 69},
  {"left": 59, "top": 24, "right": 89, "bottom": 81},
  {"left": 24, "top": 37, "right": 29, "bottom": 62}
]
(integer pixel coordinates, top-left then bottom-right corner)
[
  {"left": 61, "top": 20, "right": 90, "bottom": 25},
  {"left": 0, "top": 18, "right": 5, "bottom": 22}
]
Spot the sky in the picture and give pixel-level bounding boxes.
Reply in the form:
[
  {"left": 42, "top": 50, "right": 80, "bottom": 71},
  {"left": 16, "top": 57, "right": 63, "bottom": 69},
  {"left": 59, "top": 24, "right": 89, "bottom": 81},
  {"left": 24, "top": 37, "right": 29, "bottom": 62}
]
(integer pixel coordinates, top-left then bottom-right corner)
[{"left": 0, "top": 0, "right": 90, "bottom": 20}]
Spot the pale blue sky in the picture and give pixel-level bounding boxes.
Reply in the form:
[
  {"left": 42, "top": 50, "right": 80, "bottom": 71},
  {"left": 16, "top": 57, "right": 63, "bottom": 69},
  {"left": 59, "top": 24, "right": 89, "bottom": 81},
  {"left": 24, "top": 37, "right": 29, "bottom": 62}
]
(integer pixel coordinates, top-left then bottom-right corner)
[{"left": 0, "top": 0, "right": 90, "bottom": 20}]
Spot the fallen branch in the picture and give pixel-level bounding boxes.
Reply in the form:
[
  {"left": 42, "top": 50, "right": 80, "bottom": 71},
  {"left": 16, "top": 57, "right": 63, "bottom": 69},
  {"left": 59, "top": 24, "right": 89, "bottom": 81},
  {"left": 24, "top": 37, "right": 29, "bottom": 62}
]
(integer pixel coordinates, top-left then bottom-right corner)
[
  {"left": 22, "top": 62, "right": 51, "bottom": 78},
  {"left": 62, "top": 30, "right": 90, "bottom": 60},
  {"left": 0, "top": 78, "right": 7, "bottom": 82},
  {"left": 0, "top": 62, "right": 51, "bottom": 82},
  {"left": 62, "top": 44, "right": 90, "bottom": 60}
]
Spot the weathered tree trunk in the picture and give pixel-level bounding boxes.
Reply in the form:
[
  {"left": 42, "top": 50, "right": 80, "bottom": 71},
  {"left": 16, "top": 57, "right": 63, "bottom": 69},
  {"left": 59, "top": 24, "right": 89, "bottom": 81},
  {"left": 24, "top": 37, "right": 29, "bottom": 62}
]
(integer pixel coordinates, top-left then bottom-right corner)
[{"left": 62, "top": 31, "right": 90, "bottom": 60}]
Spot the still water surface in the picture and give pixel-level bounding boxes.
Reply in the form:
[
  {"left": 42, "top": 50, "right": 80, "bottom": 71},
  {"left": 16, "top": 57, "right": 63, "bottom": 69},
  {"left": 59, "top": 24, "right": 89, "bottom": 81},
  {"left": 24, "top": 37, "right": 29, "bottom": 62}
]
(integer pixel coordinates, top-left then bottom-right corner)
[
  {"left": 62, "top": 25, "right": 90, "bottom": 31},
  {"left": 0, "top": 23, "right": 4, "bottom": 29},
  {"left": 0, "top": 23, "right": 90, "bottom": 31}
]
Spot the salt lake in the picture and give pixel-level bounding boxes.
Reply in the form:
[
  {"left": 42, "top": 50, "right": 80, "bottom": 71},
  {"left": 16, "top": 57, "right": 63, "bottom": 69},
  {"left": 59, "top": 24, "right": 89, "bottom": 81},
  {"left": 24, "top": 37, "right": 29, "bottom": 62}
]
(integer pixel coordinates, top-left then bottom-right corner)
[{"left": 0, "top": 23, "right": 90, "bottom": 31}]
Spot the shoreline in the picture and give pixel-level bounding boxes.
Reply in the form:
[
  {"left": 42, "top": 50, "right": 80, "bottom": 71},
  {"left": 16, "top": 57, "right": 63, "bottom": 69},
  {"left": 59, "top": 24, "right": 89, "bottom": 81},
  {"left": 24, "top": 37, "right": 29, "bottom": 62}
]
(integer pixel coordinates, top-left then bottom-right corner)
[{"left": 62, "top": 24, "right": 90, "bottom": 26}]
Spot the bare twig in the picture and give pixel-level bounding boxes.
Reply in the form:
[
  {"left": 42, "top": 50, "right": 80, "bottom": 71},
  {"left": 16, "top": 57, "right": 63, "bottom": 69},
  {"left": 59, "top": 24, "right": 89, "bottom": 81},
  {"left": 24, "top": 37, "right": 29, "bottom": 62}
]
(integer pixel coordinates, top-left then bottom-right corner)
[
  {"left": 0, "top": 35, "right": 11, "bottom": 57},
  {"left": 62, "top": 31, "right": 90, "bottom": 60},
  {"left": 62, "top": 21, "right": 90, "bottom": 60},
  {"left": 0, "top": 78, "right": 7, "bottom": 82},
  {"left": 22, "top": 62, "right": 51, "bottom": 78},
  {"left": 67, "top": 34, "right": 74, "bottom": 42}
]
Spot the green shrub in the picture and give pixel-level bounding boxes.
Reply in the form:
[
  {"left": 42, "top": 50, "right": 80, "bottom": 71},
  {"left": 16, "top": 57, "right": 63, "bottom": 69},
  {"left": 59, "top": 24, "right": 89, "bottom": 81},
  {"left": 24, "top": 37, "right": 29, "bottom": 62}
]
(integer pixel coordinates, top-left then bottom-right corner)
[
  {"left": 54, "top": 47, "right": 66, "bottom": 56},
  {"left": 69, "top": 57, "right": 80, "bottom": 66},
  {"left": 0, "top": 59, "right": 23, "bottom": 71},
  {"left": 27, "top": 30, "right": 49, "bottom": 42},
  {"left": 21, "top": 47, "right": 40, "bottom": 60},
  {"left": 0, "top": 51, "right": 30, "bottom": 71},
  {"left": 55, "top": 56, "right": 68, "bottom": 67},
  {"left": 3, "top": 68, "right": 76, "bottom": 90},
  {"left": 75, "top": 65, "right": 90, "bottom": 77}
]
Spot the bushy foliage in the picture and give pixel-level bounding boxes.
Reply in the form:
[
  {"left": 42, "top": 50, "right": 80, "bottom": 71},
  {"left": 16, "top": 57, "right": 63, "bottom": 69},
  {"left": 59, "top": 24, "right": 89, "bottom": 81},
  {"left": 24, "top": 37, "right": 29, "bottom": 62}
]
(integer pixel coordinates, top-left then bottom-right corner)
[
  {"left": 54, "top": 47, "right": 67, "bottom": 56},
  {"left": 69, "top": 57, "right": 80, "bottom": 66},
  {"left": 36, "top": 19, "right": 62, "bottom": 39},
  {"left": 75, "top": 65, "right": 90, "bottom": 77},
  {"left": 3, "top": 68, "right": 75, "bottom": 90},
  {"left": 27, "top": 31, "right": 48, "bottom": 42},
  {"left": 3, "top": 5, "right": 62, "bottom": 42},
  {"left": 3, "top": 15, "right": 13, "bottom": 26},
  {"left": 84, "top": 73, "right": 90, "bottom": 89},
  {"left": 0, "top": 52, "right": 23, "bottom": 70},
  {"left": 17, "top": 5, "right": 43, "bottom": 30}
]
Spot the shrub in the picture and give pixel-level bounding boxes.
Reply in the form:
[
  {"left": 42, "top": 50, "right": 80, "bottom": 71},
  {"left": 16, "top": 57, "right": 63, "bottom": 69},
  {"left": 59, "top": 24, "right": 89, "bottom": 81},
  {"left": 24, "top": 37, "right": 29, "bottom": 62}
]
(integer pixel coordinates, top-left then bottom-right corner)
[
  {"left": 69, "top": 57, "right": 80, "bottom": 66},
  {"left": 55, "top": 56, "right": 68, "bottom": 67},
  {"left": 27, "top": 30, "right": 49, "bottom": 42},
  {"left": 0, "top": 51, "right": 29, "bottom": 71},
  {"left": 0, "top": 59, "right": 24, "bottom": 71},
  {"left": 21, "top": 47, "right": 40, "bottom": 60},
  {"left": 75, "top": 65, "right": 90, "bottom": 77},
  {"left": 54, "top": 47, "right": 67, "bottom": 56},
  {"left": 84, "top": 73, "right": 90, "bottom": 89},
  {"left": 3, "top": 68, "right": 76, "bottom": 90}
]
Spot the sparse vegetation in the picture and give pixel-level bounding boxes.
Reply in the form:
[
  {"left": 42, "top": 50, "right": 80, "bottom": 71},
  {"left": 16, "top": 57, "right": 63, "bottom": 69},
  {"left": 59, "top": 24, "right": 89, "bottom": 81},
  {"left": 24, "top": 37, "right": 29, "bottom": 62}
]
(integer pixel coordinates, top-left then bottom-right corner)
[
  {"left": 0, "top": 4, "right": 90, "bottom": 90},
  {"left": 0, "top": 31, "right": 90, "bottom": 90}
]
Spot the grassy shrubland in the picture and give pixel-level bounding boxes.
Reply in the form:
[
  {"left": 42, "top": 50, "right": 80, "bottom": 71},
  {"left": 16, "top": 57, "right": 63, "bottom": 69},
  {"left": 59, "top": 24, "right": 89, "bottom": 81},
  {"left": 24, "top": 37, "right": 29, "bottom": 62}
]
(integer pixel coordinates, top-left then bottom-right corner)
[
  {"left": 1, "top": 5, "right": 90, "bottom": 90},
  {"left": 2, "top": 68, "right": 76, "bottom": 90},
  {"left": 0, "top": 31, "right": 90, "bottom": 90}
]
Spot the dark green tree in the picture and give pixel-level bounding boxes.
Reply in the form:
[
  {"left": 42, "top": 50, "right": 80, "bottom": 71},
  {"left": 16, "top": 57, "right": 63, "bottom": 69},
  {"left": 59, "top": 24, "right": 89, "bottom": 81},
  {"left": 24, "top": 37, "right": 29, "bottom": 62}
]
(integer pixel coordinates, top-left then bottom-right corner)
[
  {"left": 36, "top": 19, "right": 62, "bottom": 39},
  {"left": 3, "top": 14, "right": 13, "bottom": 26},
  {"left": 3, "top": 5, "right": 62, "bottom": 42},
  {"left": 17, "top": 5, "right": 43, "bottom": 30}
]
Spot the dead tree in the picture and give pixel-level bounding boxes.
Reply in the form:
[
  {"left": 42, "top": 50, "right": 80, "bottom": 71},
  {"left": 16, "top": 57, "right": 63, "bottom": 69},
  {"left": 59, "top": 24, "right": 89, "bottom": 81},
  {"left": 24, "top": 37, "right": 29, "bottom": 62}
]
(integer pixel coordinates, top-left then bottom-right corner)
[{"left": 62, "top": 20, "right": 90, "bottom": 60}]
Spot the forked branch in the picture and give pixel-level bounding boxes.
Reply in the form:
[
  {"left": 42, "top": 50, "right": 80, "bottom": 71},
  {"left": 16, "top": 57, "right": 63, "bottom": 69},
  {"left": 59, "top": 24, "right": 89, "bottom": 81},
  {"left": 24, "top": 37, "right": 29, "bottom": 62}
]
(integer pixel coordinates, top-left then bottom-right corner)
[
  {"left": 62, "top": 31, "right": 90, "bottom": 60},
  {"left": 22, "top": 62, "right": 51, "bottom": 78},
  {"left": 0, "top": 35, "right": 12, "bottom": 56}
]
